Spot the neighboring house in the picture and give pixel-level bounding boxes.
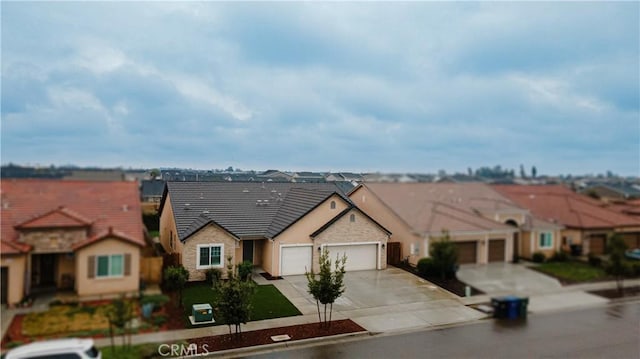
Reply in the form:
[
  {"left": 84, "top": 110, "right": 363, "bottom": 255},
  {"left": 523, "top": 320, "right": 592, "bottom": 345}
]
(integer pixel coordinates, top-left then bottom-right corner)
[
  {"left": 583, "top": 183, "right": 640, "bottom": 201},
  {"left": 349, "top": 183, "right": 562, "bottom": 266},
  {"left": 62, "top": 169, "right": 125, "bottom": 181},
  {"left": 159, "top": 182, "right": 390, "bottom": 280},
  {"left": 494, "top": 185, "right": 640, "bottom": 254},
  {"left": 292, "top": 172, "right": 326, "bottom": 183},
  {"left": 0, "top": 180, "right": 146, "bottom": 306},
  {"left": 141, "top": 179, "right": 166, "bottom": 203}
]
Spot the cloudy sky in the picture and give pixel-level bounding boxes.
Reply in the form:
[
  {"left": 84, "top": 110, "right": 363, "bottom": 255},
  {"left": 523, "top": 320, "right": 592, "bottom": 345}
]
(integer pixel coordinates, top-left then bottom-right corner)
[{"left": 2, "top": 2, "right": 638, "bottom": 175}]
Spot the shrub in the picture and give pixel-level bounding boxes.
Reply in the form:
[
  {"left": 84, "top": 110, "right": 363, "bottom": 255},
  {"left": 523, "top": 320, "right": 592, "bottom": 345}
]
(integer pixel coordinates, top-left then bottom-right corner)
[
  {"left": 152, "top": 314, "right": 168, "bottom": 326},
  {"left": 588, "top": 253, "right": 602, "bottom": 267},
  {"left": 205, "top": 268, "right": 223, "bottom": 286},
  {"left": 531, "top": 252, "right": 546, "bottom": 263},
  {"left": 238, "top": 261, "right": 253, "bottom": 281},
  {"left": 417, "top": 257, "right": 437, "bottom": 278},
  {"left": 550, "top": 251, "right": 569, "bottom": 262},
  {"left": 626, "top": 261, "right": 640, "bottom": 277}
]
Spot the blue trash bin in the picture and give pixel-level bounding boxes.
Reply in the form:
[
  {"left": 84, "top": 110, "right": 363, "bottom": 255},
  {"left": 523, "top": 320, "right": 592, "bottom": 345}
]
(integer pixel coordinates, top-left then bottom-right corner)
[{"left": 503, "top": 295, "right": 520, "bottom": 319}]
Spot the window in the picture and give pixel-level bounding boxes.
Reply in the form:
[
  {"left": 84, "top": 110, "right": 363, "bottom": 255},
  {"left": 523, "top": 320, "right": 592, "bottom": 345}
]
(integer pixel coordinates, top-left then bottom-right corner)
[
  {"left": 350, "top": 214, "right": 356, "bottom": 222},
  {"left": 330, "top": 201, "right": 336, "bottom": 209},
  {"left": 96, "top": 254, "right": 124, "bottom": 278},
  {"left": 539, "top": 232, "right": 553, "bottom": 249},
  {"left": 197, "top": 244, "right": 224, "bottom": 269}
]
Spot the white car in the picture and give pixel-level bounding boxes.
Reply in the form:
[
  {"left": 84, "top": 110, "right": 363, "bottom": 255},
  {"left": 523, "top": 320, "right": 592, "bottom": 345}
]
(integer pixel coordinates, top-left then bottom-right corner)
[{"left": 2, "top": 338, "right": 101, "bottom": 359}]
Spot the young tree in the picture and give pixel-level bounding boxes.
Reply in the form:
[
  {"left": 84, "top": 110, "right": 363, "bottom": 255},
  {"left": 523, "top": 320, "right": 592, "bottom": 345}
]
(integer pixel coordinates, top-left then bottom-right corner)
[
  {"left": 429, "top": 231, "right": 459, "bottom": 280},
  {"left": 531, "top": 166, "right": 537, "bottom": 178},
  {"left": 106, "top": 295, "right": 134, "bottom": 352},
  {"left": 605, "top": 234, "right": 630, "bottom": 294},
  {"left": 520, "top": 164, "right": 526, "bottom": 179},
  {"left": 305, "top": 248, "right": 347, "bottom": 328},
  {"left": 218, "top": 257, "right": 256, "bottom": 337},
  {"left": 163, "top": 265, "right": 189, "bottom": 305}
]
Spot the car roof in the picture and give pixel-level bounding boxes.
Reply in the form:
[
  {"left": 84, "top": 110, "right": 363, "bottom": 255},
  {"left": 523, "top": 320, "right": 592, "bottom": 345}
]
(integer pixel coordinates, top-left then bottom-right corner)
[{"left": 6, "top": 338, "right": 94, "bottom": 357}]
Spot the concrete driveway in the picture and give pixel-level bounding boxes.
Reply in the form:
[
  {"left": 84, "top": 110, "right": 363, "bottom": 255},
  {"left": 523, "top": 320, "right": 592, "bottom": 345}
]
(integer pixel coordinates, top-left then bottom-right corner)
[
  {"left": 270, "top": 267, "right": 486, "bottom": 333},
  {"left": 457, "top": 262, "right": 562, "bottom": 296},
  {"left": 457, "top": 262, "right": 609, "bottom": 313}
]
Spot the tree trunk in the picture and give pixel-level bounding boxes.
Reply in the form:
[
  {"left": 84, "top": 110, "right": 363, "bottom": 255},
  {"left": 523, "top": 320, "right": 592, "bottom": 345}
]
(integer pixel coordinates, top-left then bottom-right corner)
[
  {"left": 324, "top": 304, "right": 328, "bottom": 328},
  {"left": 316, "top": 299, "right": 321, "bottom": 325},
  {"left": 329, "top": 302, "right": 333, "bottom": 328},
  {"left": 109, "top": 322, "right": 114, "bottom": 352}
]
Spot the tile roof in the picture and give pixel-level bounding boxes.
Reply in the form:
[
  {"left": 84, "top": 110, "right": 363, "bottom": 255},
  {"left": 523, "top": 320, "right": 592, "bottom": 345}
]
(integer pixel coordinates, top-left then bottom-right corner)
[
  {"left": 163, "top": 182, "right": 351, "bottom": 241},
  {"left": 1, "top": 240, "right": 31, "bottom": 254},
  {"left": 361, "top": 183, "right": 520, "bottom": 234},
  {"left": 72, "top": 227, "right": 145, "bottom": 250},
  {"left": 1, "top": 179, "right": 145, "bottom": 248},
  {"left": 15, "top": 206, "right": 93, "bottom": 229},
  {"left": 493, "top": 185, "right": 640, "bottom": 229}
]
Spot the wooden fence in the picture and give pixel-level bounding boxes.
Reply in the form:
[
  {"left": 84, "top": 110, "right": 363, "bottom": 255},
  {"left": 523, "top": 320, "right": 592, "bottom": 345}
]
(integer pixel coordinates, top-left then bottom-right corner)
[{"left": 140, "top": 256, "right": 163, "bottom": 284}]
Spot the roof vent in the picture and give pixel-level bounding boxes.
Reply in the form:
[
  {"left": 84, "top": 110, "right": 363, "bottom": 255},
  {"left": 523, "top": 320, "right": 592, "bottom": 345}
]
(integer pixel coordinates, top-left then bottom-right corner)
[
  {"left": 243, "top": 188, "right": 250, "bottom": 193},
  {"left": 256, "top": 200, "right": 262, "bottom": 206},
  {"left": 122, "top": 204, "right": 129, "bottom": 212},
  {"left": 529, "top": 194, "right": 535, "bottom": 199},
  {"left": 202, "top": 210, "right": 209, "bottom": 214},
  {"left": 199, "top": 193, "right": 204, "bottom": 199},
  {"left": 184, "top": 203, "right": 191, "bottom": 210}
]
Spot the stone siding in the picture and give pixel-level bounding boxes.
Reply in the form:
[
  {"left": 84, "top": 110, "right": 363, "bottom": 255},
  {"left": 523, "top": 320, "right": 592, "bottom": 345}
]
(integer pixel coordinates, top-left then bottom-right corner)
[
  {"left": 312, "top": 209, "right": 388, "bottom": 272},
  {"left": 182, "top": 224, "right": 237, "bottom": 281},
  {"left": 19, "top": 228, "right": 87, "bottom": 253}
]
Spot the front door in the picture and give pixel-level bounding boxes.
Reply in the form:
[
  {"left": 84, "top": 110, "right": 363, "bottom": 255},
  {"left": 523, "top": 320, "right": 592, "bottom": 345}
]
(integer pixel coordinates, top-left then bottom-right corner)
[
  {"left": 32, "top": 254, "right": 57, "bottom": 287},
  {"left": 243, "top": 240, "right": 254, "bottom": 263}
]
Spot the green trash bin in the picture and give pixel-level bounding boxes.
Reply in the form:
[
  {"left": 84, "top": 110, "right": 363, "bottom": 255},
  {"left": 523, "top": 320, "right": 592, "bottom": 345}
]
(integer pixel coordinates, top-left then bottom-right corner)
[{"left": 519, "top": 297, "right": 529, "bottom": 319}]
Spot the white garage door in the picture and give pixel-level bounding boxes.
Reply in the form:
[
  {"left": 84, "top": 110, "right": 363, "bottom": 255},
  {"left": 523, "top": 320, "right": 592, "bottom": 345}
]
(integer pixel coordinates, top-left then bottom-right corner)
[
  {"left": 326, "top": 244, "right": 378, "bottom": 271},
  {"left": 281, "top": 246, "right": 313, "bottom": 276}
]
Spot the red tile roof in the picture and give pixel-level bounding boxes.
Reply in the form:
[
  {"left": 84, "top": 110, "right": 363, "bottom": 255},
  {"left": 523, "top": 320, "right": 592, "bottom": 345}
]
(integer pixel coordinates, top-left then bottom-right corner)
[
  {"left": 493, "top": 185, "right": 640, "bottom": 229},
  {"left": 1, "top": 240, "right": 31, "bottom": 254},
  {"left": 1, "top": 179, "right": 145, "bottom": 250},
  {"left": 16, "top": 206, "right": 93, "bottom": 229},
  {"left": 72, "top": 227, "right": 144, "bottom": 250}
]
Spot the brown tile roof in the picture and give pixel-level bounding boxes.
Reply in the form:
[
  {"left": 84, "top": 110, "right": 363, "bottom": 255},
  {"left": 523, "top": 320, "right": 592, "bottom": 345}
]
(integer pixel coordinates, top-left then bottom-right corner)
[
  {"left": 493, "top": 185, "right": 640, "bottom": 229},
  {"left": 1, "top": 179, "right": 145, "bottom": 249},
  {"left": 362, "top": 183, "right": 519, "bottom": 235}
]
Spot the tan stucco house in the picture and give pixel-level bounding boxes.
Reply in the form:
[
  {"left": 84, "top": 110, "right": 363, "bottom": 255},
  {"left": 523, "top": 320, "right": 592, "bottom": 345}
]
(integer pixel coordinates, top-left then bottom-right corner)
[
  {"left": 159, "top": 182, "right": 390, "bottom": 280},
  {"left": 349, "top": 183, "right": 563, "bottom": 265},
  {"left": 0, "top": 180, "right": 146, "bottom": 306}
]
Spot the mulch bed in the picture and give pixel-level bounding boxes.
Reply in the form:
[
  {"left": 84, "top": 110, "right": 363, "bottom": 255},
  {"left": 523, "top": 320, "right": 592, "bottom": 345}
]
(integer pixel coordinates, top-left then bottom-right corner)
[
  {"left": 394, "top": 264, "right": 484, "bottom": 296},
  {"left": 589, "top": 286, "right": 640, "bottom": 299},
  {"left": 188, "top": 319, "right": 365, "bottom": 353},
  {"left": 260, "top": 272, "right": 283, "bottom": 280}
]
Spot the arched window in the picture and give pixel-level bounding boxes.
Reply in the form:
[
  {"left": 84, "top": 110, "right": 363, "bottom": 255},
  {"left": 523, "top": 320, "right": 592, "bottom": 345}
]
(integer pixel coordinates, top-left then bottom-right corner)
[
  {"left": 350, "top": 214, "right": 356, "bottom": 222},
  {"left": 330, "top": 201, "right": 336, "bottom": 209}
]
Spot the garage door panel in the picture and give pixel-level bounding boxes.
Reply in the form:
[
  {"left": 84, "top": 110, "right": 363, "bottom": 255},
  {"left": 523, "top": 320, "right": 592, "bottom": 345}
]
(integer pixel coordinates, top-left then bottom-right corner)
[
  {"left": 281, "top": 246, "right": 312, "bottom": 276},
  {"left": 488, "top": 239, "right": 505, "bottom": 262},
  {"left": 326, "top": 244, "right": 377, "bottom": 271},
  {"left": 454, "top": 241, "right": 477, "bottom": 264}
]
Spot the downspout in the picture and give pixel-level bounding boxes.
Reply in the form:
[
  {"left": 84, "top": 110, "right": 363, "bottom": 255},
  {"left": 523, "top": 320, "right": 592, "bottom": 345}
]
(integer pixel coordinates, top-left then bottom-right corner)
[{"left": 271, "top": 238, "right": 275, "bottom": 276}]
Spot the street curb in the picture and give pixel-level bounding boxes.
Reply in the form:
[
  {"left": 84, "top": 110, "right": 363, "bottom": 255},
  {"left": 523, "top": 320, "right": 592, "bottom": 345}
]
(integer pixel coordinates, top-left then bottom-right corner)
[{"left": 187, "top": 330, "right": 370, "bottom": 358}]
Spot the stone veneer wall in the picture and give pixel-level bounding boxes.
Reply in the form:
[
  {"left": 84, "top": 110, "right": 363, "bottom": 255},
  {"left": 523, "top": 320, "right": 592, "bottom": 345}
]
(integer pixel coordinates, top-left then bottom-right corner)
[
  {"left": 312, "top": 209, "right": 388, "bottom": 273},
  {"left": 19, "top": 228, "right": 87, "bottom": 253},
  {"left": 181, "top": 224, "right": 237, "bottom": 281}
]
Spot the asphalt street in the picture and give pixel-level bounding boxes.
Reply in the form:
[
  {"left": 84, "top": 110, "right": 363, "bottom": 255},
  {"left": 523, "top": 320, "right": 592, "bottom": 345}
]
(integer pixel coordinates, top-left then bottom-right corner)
[{"left": 242, "top": 300, "right": 640, "bottom": 359}]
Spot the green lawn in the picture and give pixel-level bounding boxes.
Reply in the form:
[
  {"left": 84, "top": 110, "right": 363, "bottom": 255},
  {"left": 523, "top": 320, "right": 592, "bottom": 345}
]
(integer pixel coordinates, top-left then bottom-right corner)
[
  {"left": 536, "top": 261, "right": 608, "bottom": 282},
  {"left": 181, "top": 283, "right": 301, "bottom": 327}
]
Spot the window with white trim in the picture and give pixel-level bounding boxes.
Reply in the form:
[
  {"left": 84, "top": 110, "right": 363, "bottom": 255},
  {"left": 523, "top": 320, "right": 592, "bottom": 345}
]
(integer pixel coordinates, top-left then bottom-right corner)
[
  {"left": 197, "top": 244, "right": 224, "bottom": 269},
  {"left": 539, "top": 232, "right": 553, "bottom": 249},
  {"left": 96, "top": 254, "right": 124, "bottom": 278},
  {"left": 330, "top": 201, "right": 336, "bottom": 209}
]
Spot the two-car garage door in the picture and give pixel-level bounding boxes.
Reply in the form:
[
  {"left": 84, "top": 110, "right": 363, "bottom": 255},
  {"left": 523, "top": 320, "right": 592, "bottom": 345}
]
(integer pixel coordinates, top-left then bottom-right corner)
[
  {"left": 325, "top": 244, "right": 378, "bottom": 272},
  {"left": 280, "top": 243, "right": 378, "bottom": 276}
]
